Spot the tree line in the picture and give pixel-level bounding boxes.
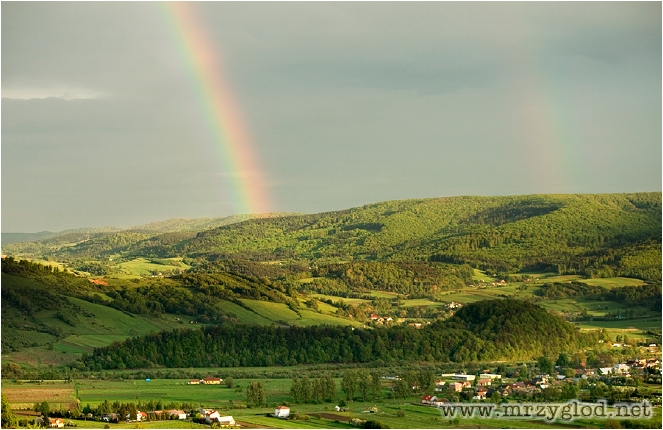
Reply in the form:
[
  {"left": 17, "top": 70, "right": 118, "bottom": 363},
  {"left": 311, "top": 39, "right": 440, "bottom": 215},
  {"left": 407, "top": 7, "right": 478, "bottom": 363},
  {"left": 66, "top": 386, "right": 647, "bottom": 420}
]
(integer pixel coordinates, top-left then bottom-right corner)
[{"left": 81, "top": 300, "right": 595, "bottom": 370}]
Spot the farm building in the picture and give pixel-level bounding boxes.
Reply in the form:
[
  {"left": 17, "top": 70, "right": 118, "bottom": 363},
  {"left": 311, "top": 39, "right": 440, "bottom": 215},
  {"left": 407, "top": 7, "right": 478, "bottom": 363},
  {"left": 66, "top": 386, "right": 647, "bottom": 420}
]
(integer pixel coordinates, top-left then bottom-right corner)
[
  {"left": 451, "top": 374, "right": 475, "bottom": 381},
  {"left": 479, "top": 373, "right": 502, "bottom": 380},
  {"left": 168, "top": 409, "right": 187, "bottom": 420},
  {"left": 48, "top": 418, "right": 64, "bottom": 428},
  {"left": 217, "top": 416, "right": 235, "bottom": 426},
  {"left": 275, "top": 406, "right": 290, "bottom": 418},
  {"left": 202, "top": 377, "right": 223, "bottom": 384}
]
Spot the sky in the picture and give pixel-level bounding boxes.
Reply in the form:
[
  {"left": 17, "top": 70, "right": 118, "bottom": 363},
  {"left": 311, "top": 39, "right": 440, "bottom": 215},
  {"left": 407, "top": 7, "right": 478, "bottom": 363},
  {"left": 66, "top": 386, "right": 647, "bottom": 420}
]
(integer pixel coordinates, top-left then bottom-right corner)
[{"left": 2, "top": 2, "right": 661, "bottom": 233}]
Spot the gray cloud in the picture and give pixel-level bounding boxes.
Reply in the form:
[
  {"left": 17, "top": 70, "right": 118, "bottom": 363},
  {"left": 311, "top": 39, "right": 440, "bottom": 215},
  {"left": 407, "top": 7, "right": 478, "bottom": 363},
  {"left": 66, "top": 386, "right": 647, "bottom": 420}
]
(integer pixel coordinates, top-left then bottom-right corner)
[{"left": 2, "top": 2, "right": 660, "bottom": 232}]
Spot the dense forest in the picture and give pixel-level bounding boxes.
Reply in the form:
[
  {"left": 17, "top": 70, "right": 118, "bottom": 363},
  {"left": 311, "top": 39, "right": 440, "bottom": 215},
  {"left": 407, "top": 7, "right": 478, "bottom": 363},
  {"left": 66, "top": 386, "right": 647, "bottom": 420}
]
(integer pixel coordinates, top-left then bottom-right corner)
[{"left": 81, "top": 299, "right": 599, "bottom": 370}]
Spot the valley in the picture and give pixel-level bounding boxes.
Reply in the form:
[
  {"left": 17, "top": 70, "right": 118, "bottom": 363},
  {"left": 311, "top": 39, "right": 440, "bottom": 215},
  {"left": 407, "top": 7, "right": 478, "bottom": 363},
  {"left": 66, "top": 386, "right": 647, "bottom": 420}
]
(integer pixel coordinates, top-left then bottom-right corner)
[{"left": 1, "top": 192, "right": 661, "bottom": 428}]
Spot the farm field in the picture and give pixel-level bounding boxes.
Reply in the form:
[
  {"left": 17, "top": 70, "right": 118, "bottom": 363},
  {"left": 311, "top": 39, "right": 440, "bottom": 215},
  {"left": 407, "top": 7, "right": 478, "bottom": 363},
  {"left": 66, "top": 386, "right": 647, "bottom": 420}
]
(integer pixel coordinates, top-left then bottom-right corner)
[
  {"left": 114, "top": 258, "right": 190, "bottom": 278},
  {"left": 311, "top": 294, "right": 370, "bottom": 306},
  {"left": 218, "top": 300, "right": 273, "bottom": 325},
  {"left": 1, "top": 382, "right": 76, "bottom": 410},
  {"left": 580, "top": 277, "right": 647, "bottom": 288},
  {"left": 5, "top": 378, "right": 659, "bottom": 429},
  {"left": 576, "top": 314, "right": 662, "bottom": 334},
  {"left": 238, "top": 299, "right": 360, "bottom": 327}
]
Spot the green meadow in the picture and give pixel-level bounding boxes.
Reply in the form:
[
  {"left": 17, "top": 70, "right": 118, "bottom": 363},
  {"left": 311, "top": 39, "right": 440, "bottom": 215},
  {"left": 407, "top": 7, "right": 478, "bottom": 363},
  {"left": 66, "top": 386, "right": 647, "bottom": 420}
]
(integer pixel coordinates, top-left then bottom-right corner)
[
  {"left": 114, "top": 257, "right": 190, "bottom": 278},
  {"left": 238, "top": 299, "right": 362, "bottom": 327},
  {"left": 580, "top": 277, "right": 647, "bottom": 289},
  {"left": 5, "top": 377, "right": 659, "bottom": 429}
]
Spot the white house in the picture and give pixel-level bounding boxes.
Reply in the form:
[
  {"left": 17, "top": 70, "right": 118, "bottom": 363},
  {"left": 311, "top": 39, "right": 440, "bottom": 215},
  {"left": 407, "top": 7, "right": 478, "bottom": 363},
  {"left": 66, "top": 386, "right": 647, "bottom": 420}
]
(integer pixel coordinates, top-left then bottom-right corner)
[
  {"left": 479, "top": 373, "right": 502, "bottom": 380},
  {"left": 168, "top": 409, "right": 187, "bottom": 420},
  {"left": 451, "top": 374, "right": 475, "bottom": 381},
  {"left": 204, "top": 410, "right": 220, "bottom": 424},
  {"left": 275, "top": 406, "right": 290, "bottom": 418},
  {"left": 217, "top": 416, "right": 235, "bottom": 426}
]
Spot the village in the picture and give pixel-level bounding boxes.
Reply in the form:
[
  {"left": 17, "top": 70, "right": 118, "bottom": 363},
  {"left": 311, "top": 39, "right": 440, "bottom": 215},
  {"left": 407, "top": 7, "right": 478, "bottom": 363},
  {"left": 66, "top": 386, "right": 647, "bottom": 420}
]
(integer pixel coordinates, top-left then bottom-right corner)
[
  {"left": 25, "top": 353, "right": 660, "bottom": 429},
  {"left": 419, "top": 357, "right": 662, "bottom": 406}
]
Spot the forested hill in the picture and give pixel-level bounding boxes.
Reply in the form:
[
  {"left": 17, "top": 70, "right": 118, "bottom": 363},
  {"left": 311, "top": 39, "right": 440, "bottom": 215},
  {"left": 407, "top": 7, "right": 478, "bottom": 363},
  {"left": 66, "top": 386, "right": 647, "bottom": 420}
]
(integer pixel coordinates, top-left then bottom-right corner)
[
  {"left": 3, "top": 193, "right": 661, "bottom": 280},
  {"left": 81, "top": 299, "right": 596, "bottom": 370}
]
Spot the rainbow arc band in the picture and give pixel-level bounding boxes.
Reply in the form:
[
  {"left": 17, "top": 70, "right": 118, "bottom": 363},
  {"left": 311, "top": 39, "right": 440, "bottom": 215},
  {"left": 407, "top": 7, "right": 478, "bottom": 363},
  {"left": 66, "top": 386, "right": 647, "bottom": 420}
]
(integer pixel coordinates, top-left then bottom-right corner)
[{"left": 162, "top": 2, "right": 271, "bottom": 215}]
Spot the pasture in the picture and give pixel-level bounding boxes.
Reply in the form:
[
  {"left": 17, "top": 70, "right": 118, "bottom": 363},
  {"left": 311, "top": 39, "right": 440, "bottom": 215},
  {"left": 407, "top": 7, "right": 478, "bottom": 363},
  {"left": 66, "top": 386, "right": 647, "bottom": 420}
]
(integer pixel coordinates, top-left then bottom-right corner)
[
  {"left": 580, "top": 277, "right": 647, "bottom": 288},
  {"left": 238, "top": 299, "right": 360, "bottom": 327},
  {"left": 5, "top": 377, "right": 658, "bottom": 428},
  {"left": 114, "top": 258, "right": 190, "bottom": 278}
]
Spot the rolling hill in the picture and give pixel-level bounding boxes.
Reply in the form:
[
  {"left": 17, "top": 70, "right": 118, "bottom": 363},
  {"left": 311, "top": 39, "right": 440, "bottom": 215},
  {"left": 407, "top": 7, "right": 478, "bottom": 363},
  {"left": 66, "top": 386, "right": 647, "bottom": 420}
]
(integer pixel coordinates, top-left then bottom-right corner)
[{"left": 3, "top": 193, "right": 660, "bottom": 282}]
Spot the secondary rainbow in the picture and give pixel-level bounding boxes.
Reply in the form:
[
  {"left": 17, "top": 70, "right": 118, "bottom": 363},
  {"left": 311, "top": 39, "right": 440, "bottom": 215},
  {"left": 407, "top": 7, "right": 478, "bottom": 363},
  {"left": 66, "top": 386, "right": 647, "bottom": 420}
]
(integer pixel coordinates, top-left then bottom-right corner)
[{"left": 162, "top": 2, "right": 271, "bottom": 215}]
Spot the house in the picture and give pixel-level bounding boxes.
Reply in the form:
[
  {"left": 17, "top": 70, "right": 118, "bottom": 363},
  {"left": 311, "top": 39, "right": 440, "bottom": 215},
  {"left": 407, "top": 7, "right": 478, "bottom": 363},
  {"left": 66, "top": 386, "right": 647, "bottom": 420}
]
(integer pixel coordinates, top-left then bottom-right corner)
[
  {"left": 188, "top": 379, "right": 201, "bottom": 385},
  {"left": 433, "top": 398, "right": 450, "bottom": 406},
  {"left": 495, "top": 386, "right": 511, "bottom": 397},
  {"left": 461, "top": 381, "right": 472, "bottom": 389},
  {"left": 202, "top": 377, "right": 223, "bottom": 384},
  {"left": 136, "top": 411, "right": 147, "bottom": 421},
  {"left": 275, "top": 406, "right": 290, "bottom": 418},
  {"left": 102, "top": 413, "right": 121, "bottom": 423},
  {"left": 531, "top": 375, "right": 549, "bottom": 385},
  {"left": 479, "top": 373, "right": 502, "bottom": 380},
  {"left": 474, "top": 387, "right": 488, "bottom": 400},
  {"left": 613, "top": 363, "right": 630, "bottom": 373},
  {"left": 421, "top": 395, "right": 437, "bottom": 405},
  {"left": 168, "top": 410, "right": 187, "bottom": 420},
  {"left": 449, "top": 382, "right": 464, "bottom": 392},
  {"left": 204, "top": 410, "right": 220, "bottom": 424},
  {"left": 511, "top": 382, "right": 527, "bottom": 390},
  {"left": 370, "top": 314, "right": 379, "bottom": 320},
  {"left": 48, "top": 418, "right": 65, "bottom": 428},
  {"left": 476, "top": 378, "right": 491, "bottom": 387},
  {"left": 217, "top": 416, "right": 236, "bottom": 426},
  {"left": 434, "top": 380, "right": 446, "bottom": 392},
  {"left": 452, "top": 374, "right": 475, "bottom": 381}
]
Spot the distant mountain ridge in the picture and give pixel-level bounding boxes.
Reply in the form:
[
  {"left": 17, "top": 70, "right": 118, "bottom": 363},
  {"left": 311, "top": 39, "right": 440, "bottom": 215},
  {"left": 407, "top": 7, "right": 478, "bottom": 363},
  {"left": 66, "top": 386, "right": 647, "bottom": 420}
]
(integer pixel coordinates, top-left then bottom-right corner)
[
  {"left": 1, "top": 226, "right": 122, "bottom": 245},
  {"left": 2, "top": 193, "right": 660, "bottom": 281},
  {"left": 1, "top": 213, "right": 302, "bottom": 245}
]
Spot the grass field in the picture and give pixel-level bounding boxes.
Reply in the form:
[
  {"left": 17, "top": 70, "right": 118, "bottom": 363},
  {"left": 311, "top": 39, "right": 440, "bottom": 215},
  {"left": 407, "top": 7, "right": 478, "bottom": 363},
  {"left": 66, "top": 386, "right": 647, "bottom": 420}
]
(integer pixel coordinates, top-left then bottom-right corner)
[
  {"left": 218, "top": 301, "right": 273, "bottom": 325},
  {"left": 576, "top": 314, "right": 662, "bottom": 333},
  {"left": 311, "top": 294, "right": 370, "bottom": 306},
  {"left": 114, "top": 258, "right": 190, "bottom": 278},
  {"left": 5, "top": 378, "right": 659, "bottom": 429},
  {"left": 238, "top": 300, "right": 361, "bottom": 327},
  {"left": 580, "top": 277, "right": 647, "bottom": 288},
  {"left": 399, "top": 299, "right": 445, "bottom": 307},
  {"left": 472, "top": 269, "right": 496, "bottom": 282}
]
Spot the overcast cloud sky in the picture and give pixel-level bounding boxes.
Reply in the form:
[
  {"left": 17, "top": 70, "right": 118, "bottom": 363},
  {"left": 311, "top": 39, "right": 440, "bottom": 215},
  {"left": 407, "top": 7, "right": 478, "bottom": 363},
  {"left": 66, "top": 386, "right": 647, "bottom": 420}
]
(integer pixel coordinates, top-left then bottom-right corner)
[{"left": 2, "top": 2, "right": 661, "bottom": 232}]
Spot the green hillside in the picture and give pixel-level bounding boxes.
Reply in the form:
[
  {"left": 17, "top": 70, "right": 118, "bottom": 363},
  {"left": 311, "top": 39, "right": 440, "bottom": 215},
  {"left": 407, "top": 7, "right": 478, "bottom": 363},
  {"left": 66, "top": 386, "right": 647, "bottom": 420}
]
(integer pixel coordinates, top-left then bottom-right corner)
[
  {"left": 1, "top": 193, "right": 660, "bottom": 369},
  {"left": 81, "top": 299, "right": 592, "bottom": 369},
  {"left": 3, "top": 193, "right": 660, "bottom": 282},
  {"left": 186, "top": 193, "right": 660, "bottom": 276}
]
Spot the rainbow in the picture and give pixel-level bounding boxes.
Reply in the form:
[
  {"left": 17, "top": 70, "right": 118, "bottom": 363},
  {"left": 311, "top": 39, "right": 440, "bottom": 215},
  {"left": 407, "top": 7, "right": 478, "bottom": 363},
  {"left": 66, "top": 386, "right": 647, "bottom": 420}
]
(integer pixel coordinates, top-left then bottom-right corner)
[{"left": 161, "top": 2, "right": 271, "bottom": 215}]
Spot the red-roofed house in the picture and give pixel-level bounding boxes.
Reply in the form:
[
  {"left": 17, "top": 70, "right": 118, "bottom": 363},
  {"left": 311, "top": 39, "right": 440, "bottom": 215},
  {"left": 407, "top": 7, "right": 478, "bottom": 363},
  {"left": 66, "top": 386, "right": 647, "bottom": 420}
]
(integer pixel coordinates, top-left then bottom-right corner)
[
  {"left": 48, "top": 418, "right": 64, "bottom": 428},
  {"left": 275, "top": 406, "right": 290, "bottom": 418}
]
